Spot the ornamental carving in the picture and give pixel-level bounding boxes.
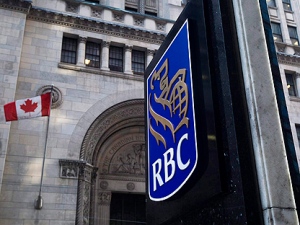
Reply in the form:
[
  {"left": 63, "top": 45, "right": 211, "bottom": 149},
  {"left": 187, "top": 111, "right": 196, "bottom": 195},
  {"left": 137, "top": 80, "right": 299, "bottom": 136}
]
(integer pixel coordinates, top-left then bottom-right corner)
[
  {"left": 98, "top": 191, "right": 111, "bottom": 205},
  {"left": 74, "top": 160, "right": 97, "bottom": 225},
  {"left": 79, "top": 37, "right": 88, "bottom": 43},
  {"left": 91, "top": 8, "right": 102, "bottom": 18},
  {"left": 277, "top": 52, "right": 300, "bottom": 66},
  {"left": 294, "top": 50, "right": 300, "bottom": 56},
  {"left": 134, "top": 17, "right": 144, "bottom": 27},
  {"left": 147, "top": 49, "right": 155, "bottom": 56},
  {"left": 27, "top": 8, "right": 166, "bottom": 45},
  {"left": 275, "top": 42, "right": 286, "bottom": 53},
  {"left": 36, "top": 85, "right": 63, "bottom": 109},
  {"left": 59, "top": 159, "right": 82, "bottom": 178},
  {"left": 81, "top": 100, "right": 144, "bottom": 163},
  {"left": 61, "top": 163, "right": 78, "bottom": 178},
  {"left": 100, "top": 181, "right": 108, "bottom": 190},
  {"left": 66, "top": 1, "right": 79, "bottom": 13},
  {"left": 0, "top": 0, "right": 31, "bottom": 13},
  {"left": 111, "top": 144, "right": 145, "bottom": 176},
  {"left": 127, "top": 182, "right": 135, "bottom": 191},
  {"left": 156, "top": 22, "right": 166, "bottom": 31},
  {"left": 113, "top": 12, "right": 124, "bottom": 22}
]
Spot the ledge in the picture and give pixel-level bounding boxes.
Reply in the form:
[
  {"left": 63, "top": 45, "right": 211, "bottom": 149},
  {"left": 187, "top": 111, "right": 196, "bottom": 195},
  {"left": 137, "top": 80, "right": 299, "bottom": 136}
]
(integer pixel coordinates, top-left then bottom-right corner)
[
  {"left": 0, "top": 0, "right": 32, "bottom": 13},
  {"left": 58, "top": 63, "right": 144, "bottom": 82},
  {"left": 289, "top": 96, "right": 300, "bottom": 102}
]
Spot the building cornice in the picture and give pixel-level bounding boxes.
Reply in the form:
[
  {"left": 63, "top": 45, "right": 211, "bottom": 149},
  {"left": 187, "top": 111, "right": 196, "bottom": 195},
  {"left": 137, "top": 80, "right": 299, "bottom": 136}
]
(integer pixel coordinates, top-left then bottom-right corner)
[
  {"left": 277, "top": 52, "right": 300, "bottom": 66},
  {"left": 27, "top": 6, "right": 166, "bottom": 44},
  {"left": 0, "top": 0, "right": 31, "bottom": 14}
]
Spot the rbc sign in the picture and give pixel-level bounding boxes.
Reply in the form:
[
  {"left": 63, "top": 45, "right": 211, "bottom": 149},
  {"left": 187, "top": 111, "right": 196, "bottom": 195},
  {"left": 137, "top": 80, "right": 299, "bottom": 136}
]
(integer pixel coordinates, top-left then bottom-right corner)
[{"left": 147, "top": 20, "right": 198, "bottom": 201}]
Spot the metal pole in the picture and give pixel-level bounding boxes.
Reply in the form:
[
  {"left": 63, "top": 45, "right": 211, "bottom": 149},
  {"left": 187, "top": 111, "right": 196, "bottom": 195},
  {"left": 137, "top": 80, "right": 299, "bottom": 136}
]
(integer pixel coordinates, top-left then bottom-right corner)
[{"left": 35, "top": 85, "right": 53, "bottom": 209}]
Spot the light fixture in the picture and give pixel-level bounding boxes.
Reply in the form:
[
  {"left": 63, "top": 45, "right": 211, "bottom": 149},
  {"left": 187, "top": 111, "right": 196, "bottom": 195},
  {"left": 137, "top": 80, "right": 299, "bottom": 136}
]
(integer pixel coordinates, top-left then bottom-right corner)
[
  {"left": 85, "top": 59, "right": 91, "bottom": 65},
  {"left": 287, "top": 84, "right": 291, "bottom": 89}
]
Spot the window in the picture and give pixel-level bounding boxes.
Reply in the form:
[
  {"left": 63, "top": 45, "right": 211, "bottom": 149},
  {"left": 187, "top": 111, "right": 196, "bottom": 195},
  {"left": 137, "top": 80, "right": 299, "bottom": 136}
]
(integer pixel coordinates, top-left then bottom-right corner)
[
  {"left": 286, "top": 72, "right": 297, "bottom": 96},
  {"left": 296, "top": 125, "right": 300, "bottom": 148},
  {"left": 271, "top": 22, "right": 283, "bottom": 42},
  {"left": 85, "top": 41, "right": 100, "bottom": 68},
  {"left": 288, "top": 26, "right": 299, "bottom": 46},
  {"left": 125, "top": 0, "right": 158, "bottom": 16},
  {"left": 61, "top": 37, "right": 77, "bottom": 64},
  {"left": 267, "top": 0, "right": 276, "bottom": 7},
  {"left": 109, "top": 46, "right": 123, "bottom": 72},
  {"left": 282, "top": 0, "right": 292, "bottom": 11},
  {"left": 132, "top": 50, "right": 145, "bottom": 75},
  {"left": 110, "top": 193, "right": 146, "bottom": 225}
]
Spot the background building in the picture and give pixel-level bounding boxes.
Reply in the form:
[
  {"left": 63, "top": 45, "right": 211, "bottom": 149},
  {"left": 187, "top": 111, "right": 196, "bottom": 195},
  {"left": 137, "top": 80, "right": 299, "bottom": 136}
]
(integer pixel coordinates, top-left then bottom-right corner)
[
  {"left": 268, "top": 0, "right": 300, "bottom": 167},
  {"left": 0, "top": 0, "right": 184, "bottom": 224}
]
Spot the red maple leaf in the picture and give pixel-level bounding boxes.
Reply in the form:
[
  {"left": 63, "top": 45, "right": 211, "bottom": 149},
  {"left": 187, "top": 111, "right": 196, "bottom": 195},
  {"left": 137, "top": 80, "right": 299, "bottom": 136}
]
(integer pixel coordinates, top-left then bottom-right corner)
[{"left": 20, "top": 99, "right": 38, "bottom": 113}]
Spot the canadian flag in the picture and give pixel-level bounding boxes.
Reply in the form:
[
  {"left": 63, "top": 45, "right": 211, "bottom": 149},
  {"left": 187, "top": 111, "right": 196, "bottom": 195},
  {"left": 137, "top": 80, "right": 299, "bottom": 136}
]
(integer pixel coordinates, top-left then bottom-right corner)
[{"left": 4, "top": 93, "right": 51, "bottom": 122}]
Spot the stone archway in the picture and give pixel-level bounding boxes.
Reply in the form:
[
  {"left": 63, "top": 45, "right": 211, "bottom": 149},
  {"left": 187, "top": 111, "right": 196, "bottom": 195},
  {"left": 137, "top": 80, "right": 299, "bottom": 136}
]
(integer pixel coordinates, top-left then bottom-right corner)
[{"left": 76, "top": 99, "right": 145, "bottom": 225}]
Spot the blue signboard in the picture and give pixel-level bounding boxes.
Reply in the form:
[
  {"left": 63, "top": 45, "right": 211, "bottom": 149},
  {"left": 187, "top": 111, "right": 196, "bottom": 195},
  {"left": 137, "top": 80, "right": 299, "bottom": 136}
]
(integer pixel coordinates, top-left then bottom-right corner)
[{"left": 147, "top": 20, "right": 198, "bottom": 201}]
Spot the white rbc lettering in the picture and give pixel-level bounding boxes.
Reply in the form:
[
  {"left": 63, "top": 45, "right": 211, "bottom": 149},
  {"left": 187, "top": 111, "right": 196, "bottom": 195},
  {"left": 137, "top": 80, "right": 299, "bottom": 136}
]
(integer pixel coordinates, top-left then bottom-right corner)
[
  {"left": 152, "top": 134, "right": 189, "bottom": 191},
  {"left": 164, "top": 148, "right": 175, "bottom": 183},
  {"left": 152, "top": 159, "right": 163, "bottom": 191},
  {"left": 177, "top": 133, "right": 190, "bottom": 170}
]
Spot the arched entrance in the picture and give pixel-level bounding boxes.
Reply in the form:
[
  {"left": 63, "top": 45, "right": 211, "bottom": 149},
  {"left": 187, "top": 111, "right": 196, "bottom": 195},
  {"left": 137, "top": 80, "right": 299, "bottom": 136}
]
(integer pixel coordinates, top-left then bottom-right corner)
[{"left": 76, "top": 99, "right": 145, "bottom": 225}]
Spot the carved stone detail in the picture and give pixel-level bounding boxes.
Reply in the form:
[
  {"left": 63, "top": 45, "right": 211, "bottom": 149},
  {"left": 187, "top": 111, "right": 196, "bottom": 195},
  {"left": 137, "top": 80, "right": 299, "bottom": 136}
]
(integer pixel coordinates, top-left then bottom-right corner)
[
  {"left": 113, "top": 12, "right": 124, "bottom": 22},
  {"left": 59, "top": 159, "right": 83, "bottom": 178},
  {"left": 103, "top": 41, "right": 110, "bottom": 48},
  {"left": 100, "top": 181, "right": 108, "bottom": 190},
  {"left": 66, "top": 1, "right": 79, "bottom": 13},
  {"left": 125, "top": 45, "right": 133, "bottom": 52},
  {"left": 275, "top": 42, "right": 287, "bottom": 53},
  {"left": 127, "top": 182, "right": 135, "bottom": 191},
  {"left": 36, "top": 85, "right": 63, "bottom": 109},
  {"left": 77, "top": 100, "right": 145, "bottom": 225},
  {"left": 277, "top": 52, "right": 300, "bottom": 66},
  {"left": 79, "top": 36, "right": 87, "bottom": 43},
  {"left": 75, "top": 161, "right": 98, "bottom": 225},
  {"left": 81, "top": 100, "right": 144, "bottom": 163},
  {"left": 111, "top": 144, "right": 145, "bottom": 176},
  {"left": 156, "top": 22, "right": 166, "bottom": 31},
  {"left": 147, "top": 49, "right": 155, "bottom": 56},
  {"left": 98, "top": 191, "right": 111, "bottom": 205},
  {"left": 134, "top": 16, "right": 144, "bottom": 27},
  {"left": 91, "top": 8, "right": 102, "bottom": 18},
  {"left": 295, "top": 51, "right": 300, "bottom": 56},
  {"left": 0, "top": 0, "right": 31, "bottom": 13},
  {"left": 27, "top": 8, "right": 165, "bottom": 44}
]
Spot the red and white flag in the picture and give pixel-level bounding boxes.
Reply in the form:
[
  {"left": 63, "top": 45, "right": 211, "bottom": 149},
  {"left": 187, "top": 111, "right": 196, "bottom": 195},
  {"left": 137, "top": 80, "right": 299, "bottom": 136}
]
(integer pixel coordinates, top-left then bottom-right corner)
[{"left": 4, "top": 93, "right": 51, "bottom": 122}]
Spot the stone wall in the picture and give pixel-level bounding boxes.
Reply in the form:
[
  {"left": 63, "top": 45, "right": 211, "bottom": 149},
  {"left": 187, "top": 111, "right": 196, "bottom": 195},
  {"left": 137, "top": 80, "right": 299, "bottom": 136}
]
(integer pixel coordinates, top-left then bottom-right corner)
[{"left": 0, "top": 6, "right": 27, "bottom": 195}]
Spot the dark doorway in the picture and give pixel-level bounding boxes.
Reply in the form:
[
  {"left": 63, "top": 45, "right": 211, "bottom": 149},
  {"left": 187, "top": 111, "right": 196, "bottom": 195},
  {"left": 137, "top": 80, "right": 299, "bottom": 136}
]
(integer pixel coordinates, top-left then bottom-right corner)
[{"left": 110, "top": 193, "right": 146, "bottom": 225}]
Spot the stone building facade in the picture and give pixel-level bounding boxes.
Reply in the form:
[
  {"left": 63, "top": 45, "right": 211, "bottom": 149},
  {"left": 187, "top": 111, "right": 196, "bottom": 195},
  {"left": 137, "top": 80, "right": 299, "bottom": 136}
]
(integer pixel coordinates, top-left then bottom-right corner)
[
  {"left": 268, "top": 0, "right": 300, "bottom": 168},
  {"left": 0, "top": 0, "right": 184, "bottom": 224}
]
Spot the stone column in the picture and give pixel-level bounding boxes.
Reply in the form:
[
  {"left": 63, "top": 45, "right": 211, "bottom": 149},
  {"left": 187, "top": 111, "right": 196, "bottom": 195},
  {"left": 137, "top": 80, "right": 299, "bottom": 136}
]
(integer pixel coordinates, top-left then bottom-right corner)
[
  {"left": 296, "top": 73, "right": 300, "bottom": 97},
  {"left": 76, "top": 162, "right": 96, "bottom": 225},
  {"left": 101, "top": 41, "right": 110, "bottom": 71},
  {"left": 97, "top": 191, "right": 112, "bottom": 225},
  {"left": 232, "top": 0, "right": 299, "bottom": 223},
  {"left": 124, "top": 45, "right": 133, "bottom": 74},
  {"left": 147, "top": 49, "right": 155, "bottom": 66},
  {"left": 77, "top": 36, "right": 87, "bottom": 67}
]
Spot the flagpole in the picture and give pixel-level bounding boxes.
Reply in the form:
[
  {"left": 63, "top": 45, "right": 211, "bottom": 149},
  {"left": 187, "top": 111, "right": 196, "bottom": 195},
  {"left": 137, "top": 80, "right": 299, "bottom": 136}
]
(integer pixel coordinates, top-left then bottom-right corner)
[{"left": 35, "top": 85, "right": 53, "bottom": 210}]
